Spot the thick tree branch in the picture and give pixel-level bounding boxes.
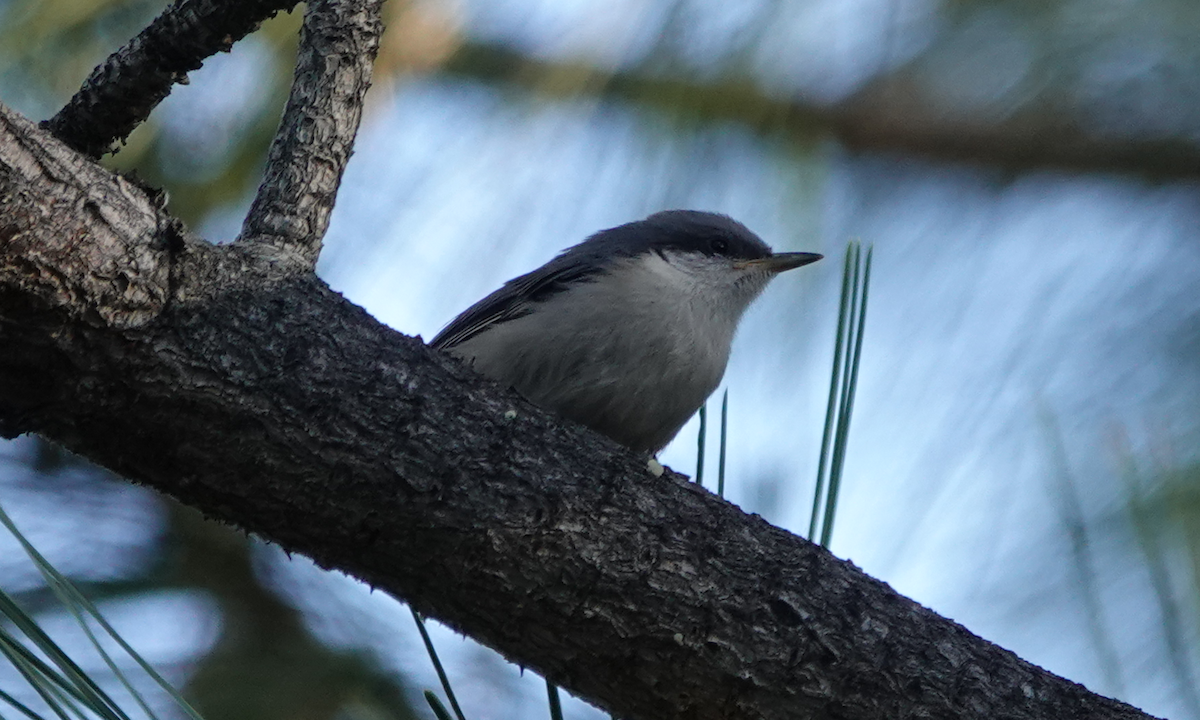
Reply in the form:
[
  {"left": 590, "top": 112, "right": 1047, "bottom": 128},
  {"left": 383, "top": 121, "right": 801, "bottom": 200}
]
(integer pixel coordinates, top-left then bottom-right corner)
[
  {"left": 238, "top": 0, "right": 384, "bottom": 267},
  {"left": 0, "top": 102, "right": 1159, "bottom": 720},
  {"left": 42, "top": 0, "right": 301, "bottom": 159}
]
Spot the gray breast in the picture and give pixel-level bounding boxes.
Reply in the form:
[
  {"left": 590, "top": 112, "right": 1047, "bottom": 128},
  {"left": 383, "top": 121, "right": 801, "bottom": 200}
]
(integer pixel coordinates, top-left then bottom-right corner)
[{"left": 449, "top": 255, "right": 744, "bottom": 453}]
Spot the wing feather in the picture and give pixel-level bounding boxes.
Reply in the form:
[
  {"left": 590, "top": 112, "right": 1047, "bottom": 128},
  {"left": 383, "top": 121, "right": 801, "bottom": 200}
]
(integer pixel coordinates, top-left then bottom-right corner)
[
  {"left": 431, "top": 212, "right": 758, "bottom": 350},
  {"left": 430, "top": 254, "right": 602, "bottom": 349}
]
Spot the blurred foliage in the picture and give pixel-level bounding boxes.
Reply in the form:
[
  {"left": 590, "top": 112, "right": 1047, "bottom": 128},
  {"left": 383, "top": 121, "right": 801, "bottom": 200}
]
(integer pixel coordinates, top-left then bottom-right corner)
[
  {"left": 0, "top": 0, "right": 161, "bottom": 108},
  {"left": 1166, "top": 466, "right": 1200, "bottom": 606},
  {"left": 5, "top": 439, "right": 420, "bottom": 720},
  {"left": 1122, "top": 451, "right": 1200, "bottom": 718},
  {"left": 0, "top": 0, "right": 466, "bottom": 228},
  {"left": 107, "top": 9, "right": 305, "bottom": 229},
  {"left": 168, "top": 503, "right": 419, "bottom": 720},
  {"left": 917, "top": 0, "right": 1200, "bottom": 137},
  {"left": 3, "top": 0, "right": 1199, "bottom": 229}
]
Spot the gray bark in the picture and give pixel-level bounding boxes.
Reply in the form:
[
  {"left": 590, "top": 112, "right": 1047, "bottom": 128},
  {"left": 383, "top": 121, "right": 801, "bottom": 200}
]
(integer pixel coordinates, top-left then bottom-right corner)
[
  {"left": 0, "top": 101, "right": 1159, "bottom": 720},
  {"left": 42, "top": 0, "right": 302, "bottom": 159},
  {"left": 239, "top": 0, "right": 384, "bottom": 265}
]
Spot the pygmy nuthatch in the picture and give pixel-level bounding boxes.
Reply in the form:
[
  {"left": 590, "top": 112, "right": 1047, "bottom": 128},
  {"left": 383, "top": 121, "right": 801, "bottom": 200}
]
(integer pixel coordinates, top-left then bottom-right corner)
[{"left": 432, "top": 210, "right": 822, "bottom": 453}]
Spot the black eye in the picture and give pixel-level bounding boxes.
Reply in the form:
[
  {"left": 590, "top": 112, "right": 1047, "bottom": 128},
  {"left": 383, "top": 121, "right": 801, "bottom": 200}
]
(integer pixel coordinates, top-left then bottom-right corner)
[{"left": 710, "top": 238, "right": 729, "bottom": 254}]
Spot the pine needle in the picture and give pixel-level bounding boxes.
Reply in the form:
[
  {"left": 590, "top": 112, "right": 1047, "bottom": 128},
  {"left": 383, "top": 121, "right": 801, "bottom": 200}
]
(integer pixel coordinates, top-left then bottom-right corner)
[
  {"left": 809, "top": 242, "right": 872, "bottom": 549},
  {"left": 411, "top": 609, "right": 467, "bottom": 720}
]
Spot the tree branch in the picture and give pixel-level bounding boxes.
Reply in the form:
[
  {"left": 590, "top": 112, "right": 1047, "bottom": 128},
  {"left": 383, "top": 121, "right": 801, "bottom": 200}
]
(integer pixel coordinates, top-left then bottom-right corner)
[
  {"left": 0, "top": 101, "right": 1159, "bottom": 720},
  {"left": 238, "top": 0, "right": 384, "bottom": 267},
  {"left": 42, "top": 0, "right": 301, "bottom": 159}
]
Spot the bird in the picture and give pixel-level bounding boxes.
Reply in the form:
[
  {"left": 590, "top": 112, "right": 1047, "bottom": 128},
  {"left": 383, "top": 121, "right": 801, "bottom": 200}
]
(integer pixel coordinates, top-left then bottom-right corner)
[{"left": 432, "top": 210, "right": 822, "bottom": 454}]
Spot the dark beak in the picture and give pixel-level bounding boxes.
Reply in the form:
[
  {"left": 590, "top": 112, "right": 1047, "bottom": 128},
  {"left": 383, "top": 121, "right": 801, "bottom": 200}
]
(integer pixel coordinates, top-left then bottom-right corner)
[{"left": 737, "top": 252, "right": 823, "bottom": 273}]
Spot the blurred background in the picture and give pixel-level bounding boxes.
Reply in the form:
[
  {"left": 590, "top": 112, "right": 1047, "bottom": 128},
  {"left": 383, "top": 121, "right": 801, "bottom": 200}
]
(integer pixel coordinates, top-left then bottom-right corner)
[{"left": 2, "top": 0, "right": 1200, "bottom": 718}]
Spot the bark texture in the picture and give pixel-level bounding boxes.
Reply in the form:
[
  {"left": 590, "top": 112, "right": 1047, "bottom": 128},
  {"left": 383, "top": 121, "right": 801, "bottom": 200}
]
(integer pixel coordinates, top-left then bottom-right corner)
[
  {"left": 0, "top": 102, "right": 1160, "bottom": 720},
  {"left": 42, "top": 0, "right": 302, "bottom": 159},
  {"left": 239, "top": 0, "right": 384, "bottom": 265}
]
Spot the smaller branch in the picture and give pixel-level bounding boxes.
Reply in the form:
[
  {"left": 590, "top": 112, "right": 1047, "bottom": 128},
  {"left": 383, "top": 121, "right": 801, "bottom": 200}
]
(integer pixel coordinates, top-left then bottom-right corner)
[
  {"left": 237, "top": 0, "right": 383, "bottom": 268},
  {"left": 43, "top": 0, "right": 301, "bottom": 159}
]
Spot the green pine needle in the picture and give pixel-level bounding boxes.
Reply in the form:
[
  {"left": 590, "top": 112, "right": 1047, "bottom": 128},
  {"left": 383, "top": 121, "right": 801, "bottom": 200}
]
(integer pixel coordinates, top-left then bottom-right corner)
[
  {"left": 546, "top": 680, "right": 564, "bottom": 720},
  {"left": 717, "top": 389, "right": 729, "bottom": 499},
  {"left": 411, "top": 609, "right": 468, "bottom": 720},
  {"left": 0, "top": 633, "right": 84, "bottom": 720},
  {"left": 0, "top": 501, "right": 205, "bottom": 720},
  {"left": 809, "top": 244, "right": 855, "bottom": 542},
  {"left": 810, "top": 242, "right": 872, "bottom": 549},
  {"left": 0, "top": 596, "right": 114, "bottom": 717},
  {"left": 423, "top": 691, "right": 457, "bottom": 720},
  {"left": 0, "top": 685, "right": 53, "bottom": 720}
]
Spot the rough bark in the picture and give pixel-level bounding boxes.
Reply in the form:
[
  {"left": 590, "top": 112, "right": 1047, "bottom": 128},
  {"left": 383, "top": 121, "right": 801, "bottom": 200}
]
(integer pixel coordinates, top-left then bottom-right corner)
[
  {"left": 0, "top": 101, "right": 1160, "bottom": 720},
  {"left": 239, "top": 0, "right": 384, "bottom": 265},
  {"left": 41, "top": 0, "right": 302, "bottom": 159}
]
